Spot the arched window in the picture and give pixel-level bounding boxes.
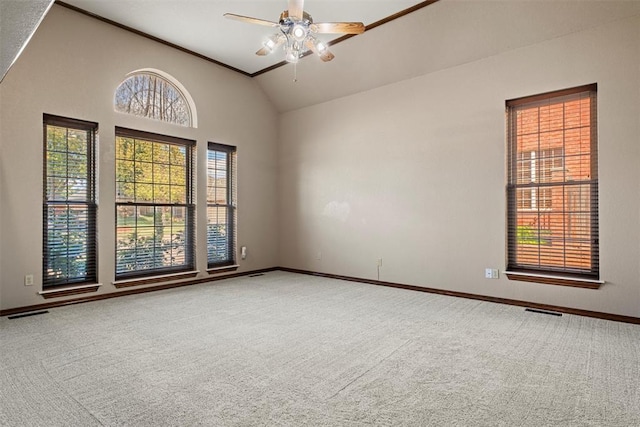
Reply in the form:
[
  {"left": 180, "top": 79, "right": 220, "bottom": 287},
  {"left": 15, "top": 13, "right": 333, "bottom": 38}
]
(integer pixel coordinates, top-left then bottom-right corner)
[{"left": 114, "top": 69, "right": 197, "bottom": 127}]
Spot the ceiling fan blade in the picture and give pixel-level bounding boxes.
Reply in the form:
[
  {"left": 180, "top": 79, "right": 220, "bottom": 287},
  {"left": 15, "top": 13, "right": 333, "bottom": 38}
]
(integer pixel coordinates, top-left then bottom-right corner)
[
  {"left": 311, "top": 22, "right": 365, "bottom": 34},
  {"left": 305, "top": 39, "right": 335, "bottom": 62},
  {"left": 223, "top": 13, "right": 279, "bottom": 27},
  {"left": 288, "top": 0, "right": 304, "bottom": 20},
  {"left": 256, "top": 47, "right": 271, "bottom": 56},
  {"left": 318, "top": 50, "right": 335, "bottom": 62}
]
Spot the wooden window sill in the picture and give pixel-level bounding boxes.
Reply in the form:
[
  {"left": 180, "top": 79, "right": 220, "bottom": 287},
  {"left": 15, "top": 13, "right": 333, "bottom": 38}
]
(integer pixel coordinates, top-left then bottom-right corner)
[
  {"left": 113, "top": 271, "right": 199, "bottom": 288},
  {"left": 207, "top": 265, "right": 240, "bottom": 275},
  {"left": 505, "top": 271, "right": 603, "bottom": 289},
  {"left": 39, "top": 283, "right": 101, "bottom": 299}
]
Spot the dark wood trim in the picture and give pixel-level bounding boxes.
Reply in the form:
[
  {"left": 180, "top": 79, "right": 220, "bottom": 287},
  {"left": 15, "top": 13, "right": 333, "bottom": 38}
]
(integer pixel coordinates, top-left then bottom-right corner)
[
  {"left": 43, "top": 113, "right": 98, "bottom": 130},
  {"left": 505, "top": 273, "right": 601, "bottom": 289},
  {"left": 115, "top": 127, "right": 196, "bottom": 147},
  {"left": 39, "top": 285, "right": 100, "bottom": 299},
  {"left": 251, "top": 60, "right": 291, "bottom": 77},
  {"left": 54, "top": 1, "right": 252, "bottom": 77},
  {"left": 322, "top": 0, "right": 440, "bottom": 48},
  {"left": 207, "top": 265, "right": 240, "bottom": 275},
  {"left": 6, "top": 266, "right": 634, "bottom": 324},
  {"left": 1, "top": 267, "right": 278, "bottom": 317},
  {"left": 113, "top": 271, "right": 199, "bottom": 288},
  {"left": 506, "top": 83, "right": 597, "bottom": 107},
  {"left": 366, "top": 0, "right": 439, "bottom": 32},
  {"left": 278, "top": 267, "right": 639, "bottom": 325}
]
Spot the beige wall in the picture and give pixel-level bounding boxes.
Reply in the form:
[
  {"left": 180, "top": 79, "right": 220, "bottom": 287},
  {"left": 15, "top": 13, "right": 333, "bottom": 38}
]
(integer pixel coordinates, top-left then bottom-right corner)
[
  {"left": 0, "top": 5, "right": 279, "bottom": 310},
  {"left": 1, "top": 5, "right": 639, "bottom": 319},
  {"left": 278, "top": 15, "right": 640, "bottom": 317}
]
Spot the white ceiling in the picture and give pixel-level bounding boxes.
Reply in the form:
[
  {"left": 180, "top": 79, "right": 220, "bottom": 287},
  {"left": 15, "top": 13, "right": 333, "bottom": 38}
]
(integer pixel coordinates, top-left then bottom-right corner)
[
  {"left": 257, "top": 0, "right": 640, "bottom": 112},
  {"left": 3, "top": 1, "right": 640, "bottom": 112},
  {"left": 60, "top": 0, "right": 427, "bottom": 76}
]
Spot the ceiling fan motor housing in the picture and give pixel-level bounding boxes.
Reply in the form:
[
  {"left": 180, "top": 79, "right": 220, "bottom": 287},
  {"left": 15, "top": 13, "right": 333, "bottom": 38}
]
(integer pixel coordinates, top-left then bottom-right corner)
[
  {"left": 279, "top": 10, "right": 313, "bottom": 26},
  {"left": 279, "top": 10, "right": 314, "bottom": 62}
]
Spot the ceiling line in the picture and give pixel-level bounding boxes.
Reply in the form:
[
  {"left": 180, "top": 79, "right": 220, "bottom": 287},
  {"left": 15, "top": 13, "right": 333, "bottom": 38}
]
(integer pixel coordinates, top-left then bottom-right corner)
[
  {"left": 53, "top": 0, "right": 439, "bottom": 78},
  {"left": 54, "top": 0, "right": 252, "bottom": 77}
]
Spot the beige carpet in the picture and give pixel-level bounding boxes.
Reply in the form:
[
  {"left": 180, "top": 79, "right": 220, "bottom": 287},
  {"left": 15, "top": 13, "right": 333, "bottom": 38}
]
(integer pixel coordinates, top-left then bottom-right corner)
[{"left": 1, "top": 271, "right": 639, "bottom": 426}]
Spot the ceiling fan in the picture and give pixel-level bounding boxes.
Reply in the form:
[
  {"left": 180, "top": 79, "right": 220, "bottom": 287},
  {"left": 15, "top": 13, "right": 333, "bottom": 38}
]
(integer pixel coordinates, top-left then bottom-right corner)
[{"left": 224, "top": 0, "right": 365, "bottom": 64}]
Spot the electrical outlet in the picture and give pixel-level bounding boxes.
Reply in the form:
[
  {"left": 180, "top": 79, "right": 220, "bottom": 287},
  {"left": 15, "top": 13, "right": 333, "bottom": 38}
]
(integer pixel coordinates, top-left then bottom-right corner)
[
  {"left": 377, "top": 258, "right": 383, "bottom": 267},
  {"left": 485, "top": 268, "right": 499, "bottom": 279},
  {"left": 241, "top": 246, "right": 247, "bottom": 260},
  {"left": 24, "top": 274, "right": 34, "bottom": 286}
]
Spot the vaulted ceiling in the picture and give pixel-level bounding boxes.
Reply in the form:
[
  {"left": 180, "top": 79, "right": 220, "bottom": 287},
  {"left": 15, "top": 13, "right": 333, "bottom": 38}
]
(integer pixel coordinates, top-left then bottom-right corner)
[
  {"left": 2, "top": 1, "right": 640, "bottom": 112},
  {"left": 60, "top": 0, "right": 427, "bottom": 76}
]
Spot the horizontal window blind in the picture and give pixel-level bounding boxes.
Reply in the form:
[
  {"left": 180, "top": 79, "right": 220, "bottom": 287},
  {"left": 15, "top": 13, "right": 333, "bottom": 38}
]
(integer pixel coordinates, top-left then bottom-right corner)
[
  {"left": 207, "top": 142, "right": 237, "bottom": 268},
  {"left": 115, "top": 127, "right": 195, "bottom": 279},
  {"left": 506, "top": 84, "right": 599, "bottom": 279},
  {"left": 43, "top": 115, "right": 98, "bottom": 288}
]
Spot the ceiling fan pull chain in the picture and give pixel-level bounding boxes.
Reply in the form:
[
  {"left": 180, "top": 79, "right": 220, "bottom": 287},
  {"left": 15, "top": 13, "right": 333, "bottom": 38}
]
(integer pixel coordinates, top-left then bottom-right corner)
[{"left": 293, "top": 62, "right": 298, "bottom": 83}]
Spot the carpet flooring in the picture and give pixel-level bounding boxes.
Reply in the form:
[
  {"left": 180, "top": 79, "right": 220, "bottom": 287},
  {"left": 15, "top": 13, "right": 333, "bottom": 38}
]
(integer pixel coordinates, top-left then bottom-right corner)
[{"left": 1, "top": 271, "right": 639, "bottom": 426}]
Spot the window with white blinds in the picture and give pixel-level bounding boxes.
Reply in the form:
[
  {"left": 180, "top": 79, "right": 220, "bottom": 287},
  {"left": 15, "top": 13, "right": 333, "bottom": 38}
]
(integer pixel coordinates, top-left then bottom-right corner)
[
  {"left": 207, "top": 142, "right": 237, "bottom": 268},
  {"left": 43, "top": 115, "right": 97, "bottom": 288},
  {"left": 506, "top": 84, "right": 599, "bottom": 279}
]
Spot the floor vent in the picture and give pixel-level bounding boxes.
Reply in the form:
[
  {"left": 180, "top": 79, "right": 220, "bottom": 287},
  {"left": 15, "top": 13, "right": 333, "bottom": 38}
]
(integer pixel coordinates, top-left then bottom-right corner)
[
  {"left": 8, "top": 310, "right": 49, "bottom": 319},
  {"left": 525, "top": 308, "right": 562, "bottom": 317},
  {"left": 249, "top": 273, "right": 265, "bottom": 277}
]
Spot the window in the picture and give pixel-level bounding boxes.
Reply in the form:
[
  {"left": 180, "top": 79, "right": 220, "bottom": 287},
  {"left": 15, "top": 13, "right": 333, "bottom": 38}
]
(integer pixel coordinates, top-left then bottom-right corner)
[
  {"left": 207, "top": 142, "right": 237, "bottom": 268},
  {"left": 516, "top": 148, "right": 563, "bottom": 210},
  {"left": 43, "top": 115, "right": 97, "bottom": 288},
  {"left": 115, "top": 128, "right": 195, "bottom": 279},
  {"left": 507, "top": 84, "right": 598, "bottom": 280},
  {"left": 114, "top": 70, "right": 194, "bottom": 127}
]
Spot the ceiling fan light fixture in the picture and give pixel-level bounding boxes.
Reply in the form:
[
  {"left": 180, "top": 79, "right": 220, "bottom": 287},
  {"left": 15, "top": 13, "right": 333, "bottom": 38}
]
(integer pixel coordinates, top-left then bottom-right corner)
[
  {"left": 291, "top": 23, "right": 308, "bottom": 42},
  {"left": 262, "top": 34, "right": 280, "bottom": 53},
  {"left": 314, "top": 39, "right": 327, "bottom": 54},
  {"left": 285, "top": 48, "right": 300, "bottom": 63}
]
